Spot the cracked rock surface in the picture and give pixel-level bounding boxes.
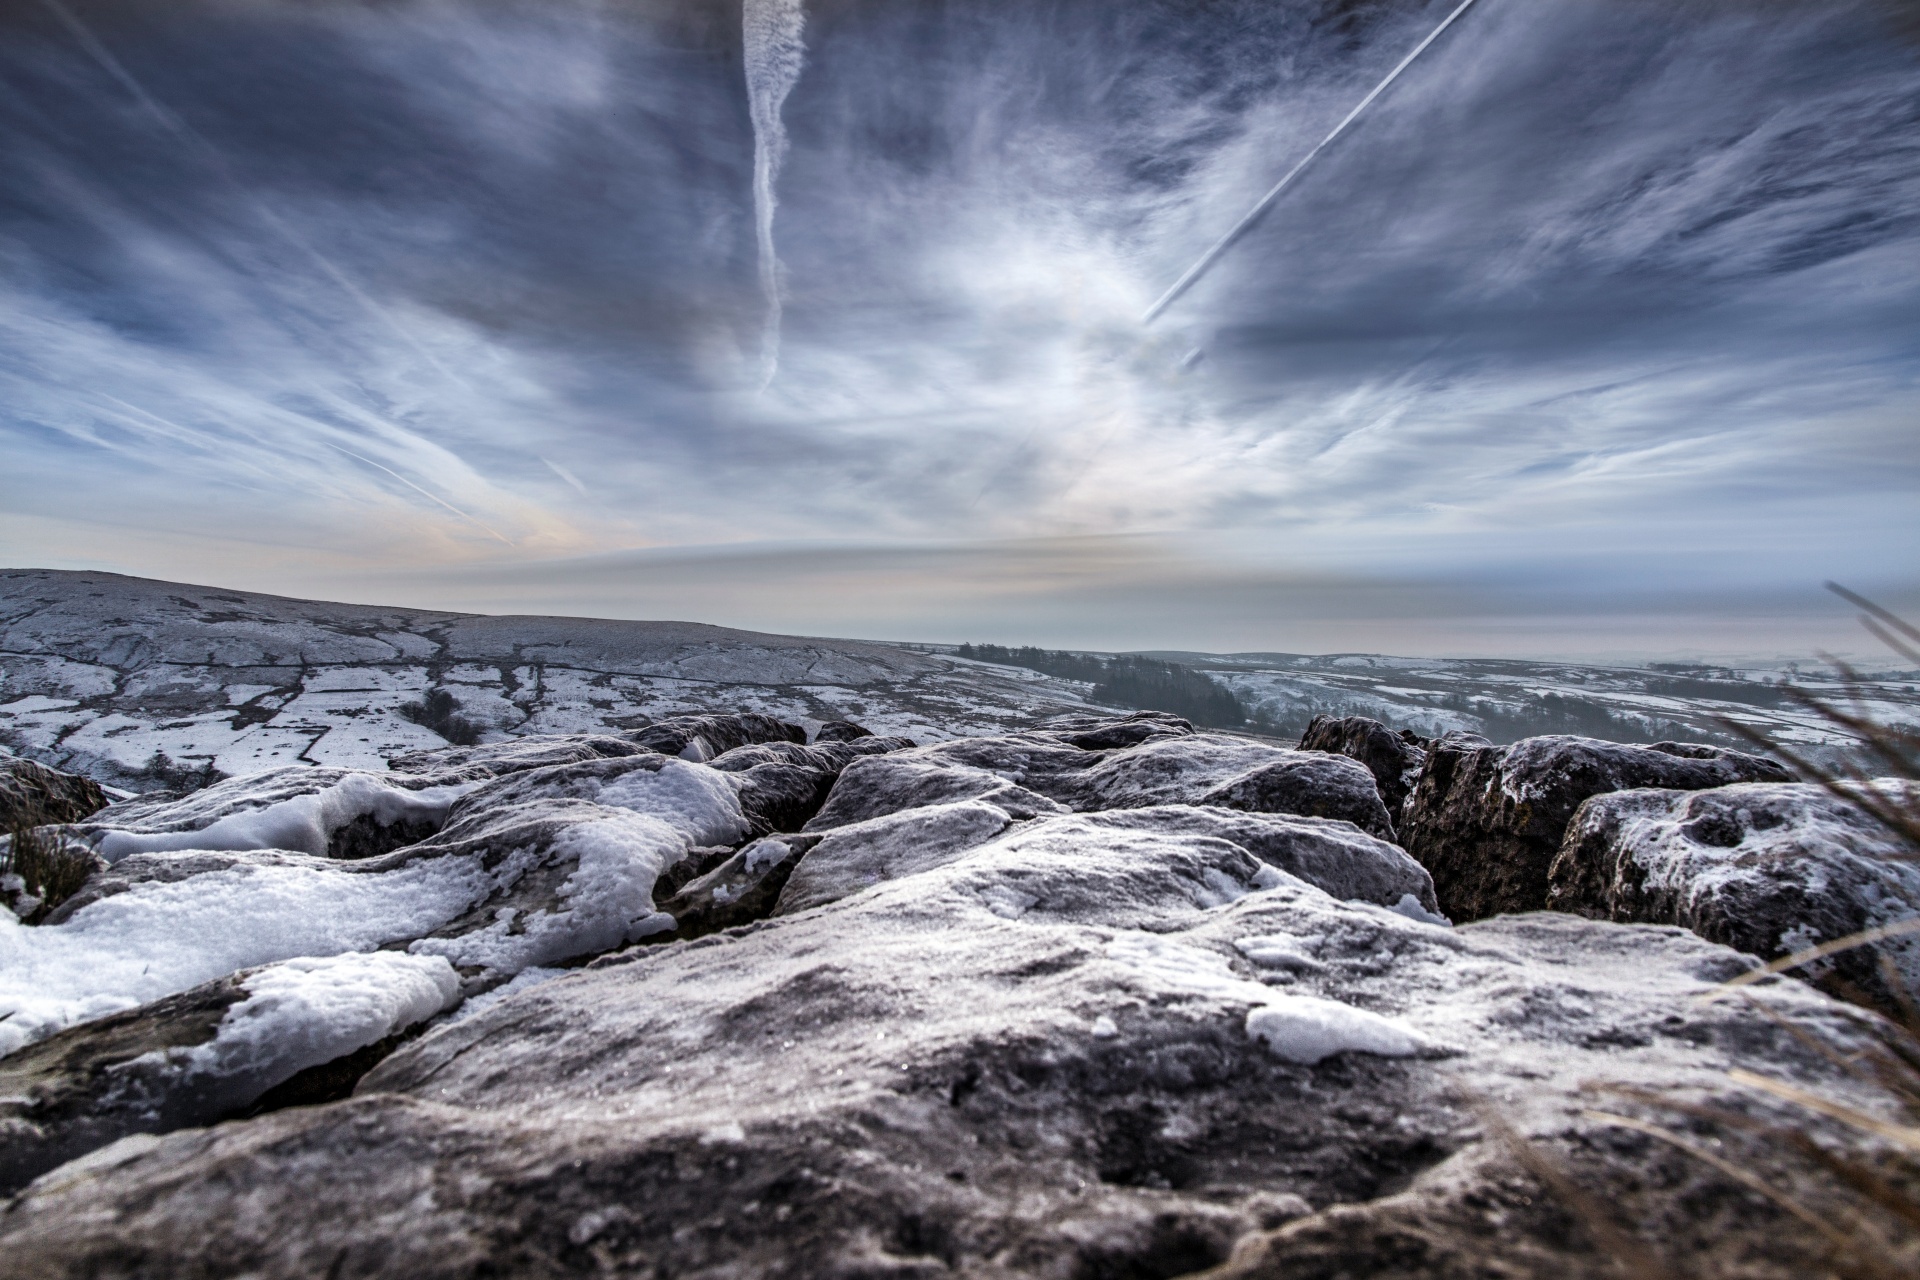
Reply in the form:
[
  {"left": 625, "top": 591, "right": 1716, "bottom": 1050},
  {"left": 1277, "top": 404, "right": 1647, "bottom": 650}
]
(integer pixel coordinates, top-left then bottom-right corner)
[
  {"left": 1549, "top": 779, "right": 1920, "bottom": 1014},
  {"left": 1401, "top": 734, "right": 1791, "bottom": 921},
  {"left": 0, "top": 709, "right": 1906, "bottom": 1278}
]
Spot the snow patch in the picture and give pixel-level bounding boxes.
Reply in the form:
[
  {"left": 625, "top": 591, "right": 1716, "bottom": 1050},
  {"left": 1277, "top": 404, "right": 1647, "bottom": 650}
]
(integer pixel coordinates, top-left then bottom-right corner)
[
  {"left": 95, "top": 774, "right": 472, "bottom": 863},
  {"left": 1109, "top": 930, "right": 1425, "bottom": 1065},
  {"left": 153, "top": 952, "right": 459, "bottom": 1100}
]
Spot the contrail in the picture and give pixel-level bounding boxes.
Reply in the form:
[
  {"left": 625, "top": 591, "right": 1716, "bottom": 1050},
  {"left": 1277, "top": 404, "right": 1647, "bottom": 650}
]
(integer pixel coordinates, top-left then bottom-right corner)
[
  {"left": 37, "top": 0, "right": 469, "bottom": 390},
  {"left": 1143, "top": 0, "right": 1485, "bottom": 324},
  {"left": 742, "top": 0, "right": 807, "bottom": 387},
  {"left": 322, "top": 442, "right": 514, "bottom": 546}
]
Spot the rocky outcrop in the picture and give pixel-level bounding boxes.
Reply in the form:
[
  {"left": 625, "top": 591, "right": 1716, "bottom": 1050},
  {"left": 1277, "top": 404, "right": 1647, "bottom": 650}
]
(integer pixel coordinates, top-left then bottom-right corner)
[
  {"left": 1548, "top": 780, "right": 1920, "bottom": 1013},
  {"left": 627, "top": 713, "right": 806, "bottom": 761},
  {"left": 0, "top": 806, "right": 1881, "bottom": 1279},
  {"left": 815, "top": 722, "right": 1398, "bottom": 839},
  {"left": 1299, "top": 714, "right": 1426, "bottom": 815},
  {"left": 1401, "top": 734, "right": 1790, "bottom": 920},
  {"left": 0, "top": 953, "right": 454, "bottom": 1195},
  {"left": 0, "top": 759, "right": 107, "bottom": 829},
  {"left": 2, "top": 713, "right": 1907, "bottom": 1278}
]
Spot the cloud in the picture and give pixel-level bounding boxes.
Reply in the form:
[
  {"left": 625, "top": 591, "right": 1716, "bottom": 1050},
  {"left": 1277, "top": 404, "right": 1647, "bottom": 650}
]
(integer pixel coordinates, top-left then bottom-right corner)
[{"left": 0, "top": 0, "right": 1913, "bottom": 655}]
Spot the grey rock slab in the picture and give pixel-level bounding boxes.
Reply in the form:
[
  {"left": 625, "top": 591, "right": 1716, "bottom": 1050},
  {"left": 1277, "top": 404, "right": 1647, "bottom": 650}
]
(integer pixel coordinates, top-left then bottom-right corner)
[
  {"left": 0, "top": 808, "right": 1883, "bottom": 1279},
  {"left": 773, "top": 799, "right": 1018, "bottom": 915},
  {"left": 1299, "top": 714, "right": 1426, "bottom": 816},
  {"left": 775, "top": 804, "right": 1434, "bottom": 921},
  {"left": 803, "top": 754, "right": 1069, "bottom": 831},
  {"left": 1034, "top": 734, "right": 1333, "bottom": 811},
  {"left": 1548, "top": 780, "right": 1920, "bottom": 1014},
  {"left": 1402, "top": 734, "right": 1791, "bottom": 921},
  {"left": 1194, "top": 753, "right": 1398, "bottom": 842}
]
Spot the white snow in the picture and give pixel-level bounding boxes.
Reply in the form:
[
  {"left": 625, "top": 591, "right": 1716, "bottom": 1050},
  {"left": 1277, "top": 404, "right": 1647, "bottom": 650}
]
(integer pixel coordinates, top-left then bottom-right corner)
[
  {"left": 94, "top": 774, "right": 474, "bottom": 863},
  {"left": 590, "top": 759, "right": 751, "bottom": 847},
  {"left": 0, "top": 853, "right": 490, "bottom": 1056},
  {"left": 408, "top": 811, "right": 683, "bottom": 973},
  {"left": 1244, "top": 995, "right": 1430, "bottom": 1065},
  {"left": 151, "top": 952, "right": 460, "bottom": 1101},
  {"left": 1385, "top": 893, "right": 1452, "bottom": 926},
  {"left": 1109, "top": 929, "right": 1426, "bottom": 1065}
]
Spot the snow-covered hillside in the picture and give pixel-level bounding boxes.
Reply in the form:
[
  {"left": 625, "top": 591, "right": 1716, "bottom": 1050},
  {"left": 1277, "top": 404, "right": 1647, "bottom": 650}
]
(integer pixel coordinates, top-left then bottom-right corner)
[
  {"left": 1147, "top": 649, "right": 1918, "bottom": 759},
  {"left": 0, "top": 570, "right": 1104, "bottom": 788}
]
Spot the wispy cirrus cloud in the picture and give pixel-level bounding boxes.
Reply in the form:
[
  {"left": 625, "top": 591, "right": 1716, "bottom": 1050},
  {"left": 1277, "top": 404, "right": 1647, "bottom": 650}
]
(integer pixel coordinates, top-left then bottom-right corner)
[{"left": 0, "top": 0, "right": 1913, "bottom": 656}]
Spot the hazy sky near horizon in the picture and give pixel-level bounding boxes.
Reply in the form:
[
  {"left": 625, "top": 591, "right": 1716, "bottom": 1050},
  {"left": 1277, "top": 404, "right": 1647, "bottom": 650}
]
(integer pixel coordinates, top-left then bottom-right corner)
[{"left": 1, "top": 0, "right": 1916, "bottom": 659}]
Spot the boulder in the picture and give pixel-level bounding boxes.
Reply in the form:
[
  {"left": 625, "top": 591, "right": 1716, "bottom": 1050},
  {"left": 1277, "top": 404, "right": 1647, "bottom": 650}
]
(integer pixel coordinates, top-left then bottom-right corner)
[
  {"left": 803, "top": 754, "right": 1068, "bottom": 831},
  {"left": 1401, "top": 734, "right": 1790, "bottom": 921},
  {"left": 0, "top": 795, "right": 1881, "bottom": 1280},
  {"left": 1299, "top": 715, "right": 1426, "bottom": 815},
  {"left": 812, "top": 720, "right": 876, "bottom": 743},
  {"left": 0, "top": 952, "right": 455, "bottom": 1195},
  {"left": 0, "top": 759, "right": 107, "bottom": 829},
  {"left": 1548, "top": 780, "right": 1920, "bottom": 1014},
  {"left": 1195, "top": 754, "right": 1398, "bottom": 841},
  {"left": 626, "top": 713, "right": 806, "bottom": 761}
]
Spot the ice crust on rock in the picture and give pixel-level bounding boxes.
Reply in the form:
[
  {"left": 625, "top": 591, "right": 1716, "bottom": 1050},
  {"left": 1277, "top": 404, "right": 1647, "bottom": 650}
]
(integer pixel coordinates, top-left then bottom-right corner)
[
  {"left": 1550, "top": 779, "right": 1920, "bottom": 1013},
  {"left": 83, "top": 769, "right": 473, "bottom": 864},
  {"left": 161, "top": 952, "right": 458, "bottom": 1101},
  {"left": 0, "top": 760, "right": 740, "bottom": 1053}
]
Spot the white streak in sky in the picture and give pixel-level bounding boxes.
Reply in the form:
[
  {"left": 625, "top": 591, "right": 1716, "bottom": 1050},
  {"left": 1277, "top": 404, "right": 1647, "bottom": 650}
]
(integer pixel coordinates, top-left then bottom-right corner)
[
  {"left": 323, "top": 443, "right": 514, "bottom": 546},
  {"left": 742, "top": 0, "right": 807, "bottom": 387},
  {"left": 542, "top": 456, "right": 591, "bottom": 496},
  {"left": 1143, "top": 0, "right": 1486, "bottom": 323}
]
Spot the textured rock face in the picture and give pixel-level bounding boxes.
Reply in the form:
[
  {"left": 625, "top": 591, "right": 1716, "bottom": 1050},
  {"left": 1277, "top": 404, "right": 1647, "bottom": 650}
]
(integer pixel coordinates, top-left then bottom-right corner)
[
  {"left": 0, "top": 759, "right": 106, "bottom": 828},
  {"left": 813, "top": 723, "right": 1398, "bottom": 839},
  {"left": 1299, "top": 715, "right": 1427, "bottom": 816},
  {"left": 1549, "top": 781, "right": 1920, "bottom": 1013},
  {"left": 0, "top": 713, "right": 1905, "bottom": 1277},
  {"left": 1401, "top": 735, "right": 1791, "bottom": 921},
  {"left": 0, "top": 814, "right": 1879, "bottom": 1279}
]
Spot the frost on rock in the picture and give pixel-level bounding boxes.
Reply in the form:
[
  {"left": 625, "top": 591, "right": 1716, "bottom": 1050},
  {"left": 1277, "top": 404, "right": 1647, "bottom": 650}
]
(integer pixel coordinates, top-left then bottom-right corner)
[
  {"left": 801, "top": 727, "right": 1402, "bottom": 840},
  {"left": 0, "top": 768, "right": 1883, "bottom": 1280},
  {"left": 1402, "top": 733, "right": 1791, "bottom": 920},
  {"left": 1550, "top": 780, "right": 1920, "bottom": 1013}
]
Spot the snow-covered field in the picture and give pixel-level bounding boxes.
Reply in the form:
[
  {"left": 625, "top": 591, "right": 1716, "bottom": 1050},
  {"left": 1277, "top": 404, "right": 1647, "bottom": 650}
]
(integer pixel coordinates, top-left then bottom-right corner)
[
  {"left": 0, "top": 569, "right": 1107, "bottom": 788},
  {"left": 5, "top": 568, "right": 1911, "bottom": 789}
]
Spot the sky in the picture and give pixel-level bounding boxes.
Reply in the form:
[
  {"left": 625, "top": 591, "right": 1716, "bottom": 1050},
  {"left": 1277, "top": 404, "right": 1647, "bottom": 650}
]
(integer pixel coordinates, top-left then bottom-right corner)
[{"left": 0, "top": 0, "right": 1916, "bottom": 660}]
